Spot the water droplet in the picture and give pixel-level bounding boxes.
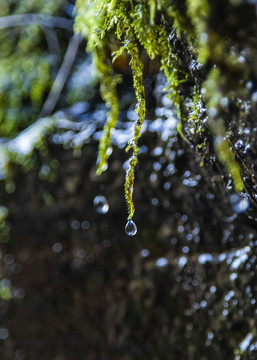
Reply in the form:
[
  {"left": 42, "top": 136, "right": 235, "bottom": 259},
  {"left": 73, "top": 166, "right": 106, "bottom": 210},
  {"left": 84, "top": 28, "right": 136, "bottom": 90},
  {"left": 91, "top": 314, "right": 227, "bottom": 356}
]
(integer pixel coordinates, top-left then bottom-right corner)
[
  {"left": 239, "top": 333, "right": 253, "bottom": 352},
  {"left": 141, "top": 249, "right": 149, "bottom": 257},
  {"left": 200, "top": 300, "right": 207, "bottom": 308},
  {"left": 81, "top": 220, "right": 90, "bottom": 230},
  {"left": 0, "top": 328, "right": 9, "bottom": 340},
  {"left": 93, "top": 195, "right": 109, "bottom": 214},
  {"left": 4, "top": 254, "right": 14, "bottom": 265},
  {"left": 125, "top": 219, "right": 137, "bottom": 236},
  {"left": 52, "top": 243, "right": 62, "bottom": 253},
  {"left": 182, "top": 246, "right": 190, "bottom": 254},
  {"left": 198, "top": 253, "right": 213, "bottom": 264},
  {"left": 98, "top": 163, "right": 108, "bottom": 172},
  {"left": 208, "top": 332, "right": 214, "bottom": 340},
  {"left": 230, "top": 272, "right": 238, "bottom": 281},
  {"left": 230, "top": 194, "right": 250, "bottom": 213},
  {"left": 103, "top": 239, "right": 111, "bottom": 248},
  {"left": 13, "top": 288, "right": 25, "bottom": 299},
  {"left": 150, "top": 173, "right": 157, "bottom": 182},
  {"left": 153, "top": 161, "right": 162, "bottom": 171},
  {"left": 71, "top": 219, "right": 80, "bottom": 230},
  {"left": 178, "top": 256, "right": 187, "bottom": 268},
  {"left": 151, "top": 146, "right": 163, "bottom": 156},
  {"left": 151, "top": 198, "right": 159, "bottom": 205},
  {"left": 164, "top": 182, "right": 170, "bottom": 190},
  {"left": 156, "top": 257, "right": 168, "bottom": 267},
  {"left": 106, "top": 147, "right": 113, "bottom": 156}
]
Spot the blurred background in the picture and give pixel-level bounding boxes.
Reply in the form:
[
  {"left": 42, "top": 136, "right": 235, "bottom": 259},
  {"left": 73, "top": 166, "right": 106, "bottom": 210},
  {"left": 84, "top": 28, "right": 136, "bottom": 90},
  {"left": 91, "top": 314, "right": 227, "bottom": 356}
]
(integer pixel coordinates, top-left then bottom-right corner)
[{"left": 1, "top": 1, "right": 257, "bottom": 360}]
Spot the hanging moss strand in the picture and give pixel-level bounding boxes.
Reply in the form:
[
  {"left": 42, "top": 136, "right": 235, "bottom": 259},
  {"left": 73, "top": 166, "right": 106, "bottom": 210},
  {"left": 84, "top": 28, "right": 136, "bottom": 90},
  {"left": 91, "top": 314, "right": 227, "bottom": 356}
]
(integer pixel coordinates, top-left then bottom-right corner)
[
  {"left": 94, "top": 47, "right": 121, "bottom": 175},
  {"left": 113, "top": 30, "right": 146, "bottom": 219},
  {"left": 74, "top": 0, "right": 246, "bottom": 220}
]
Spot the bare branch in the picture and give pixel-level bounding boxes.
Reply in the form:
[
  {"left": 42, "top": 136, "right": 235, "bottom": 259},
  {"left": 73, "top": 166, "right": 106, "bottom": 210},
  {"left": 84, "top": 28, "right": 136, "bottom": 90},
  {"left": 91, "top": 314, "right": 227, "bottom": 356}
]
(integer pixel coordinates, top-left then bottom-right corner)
[
  {"left": 39, "top": 33, "right": 83, "bottom": 118},
  {"left": 0, "top": 14, "right": 73, "bottom": 30},
  {"left": 43, "top": 27, "right": 61, "bottom": 54}
]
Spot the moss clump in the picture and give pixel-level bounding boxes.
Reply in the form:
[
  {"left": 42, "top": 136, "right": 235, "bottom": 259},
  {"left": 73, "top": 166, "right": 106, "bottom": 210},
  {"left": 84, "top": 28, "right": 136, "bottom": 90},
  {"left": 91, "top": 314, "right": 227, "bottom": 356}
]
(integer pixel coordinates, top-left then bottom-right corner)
[
  {"left": 75, "top": 0, "right": 257, "bottom": 218},
  {"left": 0, "top": 0, "right": 67, "bottom": 137}
]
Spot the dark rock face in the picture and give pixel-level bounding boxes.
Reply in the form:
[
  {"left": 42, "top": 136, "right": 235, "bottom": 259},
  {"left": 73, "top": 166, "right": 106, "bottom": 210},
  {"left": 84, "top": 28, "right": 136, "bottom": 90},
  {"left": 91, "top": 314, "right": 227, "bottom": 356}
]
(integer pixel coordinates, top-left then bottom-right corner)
[{"left": 0, "top": 116, "right": 257, "bottom": 360}]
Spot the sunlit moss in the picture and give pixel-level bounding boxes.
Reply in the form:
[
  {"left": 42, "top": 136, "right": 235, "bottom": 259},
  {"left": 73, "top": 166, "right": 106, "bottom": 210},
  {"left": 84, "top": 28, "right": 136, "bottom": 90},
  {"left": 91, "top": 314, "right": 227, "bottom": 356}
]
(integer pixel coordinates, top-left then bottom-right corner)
[
  {"left": 0, "top": 0, "right": 67, "bottom": 136},
  {"left": 75, "top": 0, "right": 190, "bottom": 218},
  {"left": 0, "top": 287, "right": 12, "bottom": 301},
  {"left": 215, "top": 135, "right": 243, "bottom": 192},
  {"left": 74, "top": 0, "right": 249, "bottom": 218},
  {"left": 95, "top": 48, "right": 121, "bottom": 176}
]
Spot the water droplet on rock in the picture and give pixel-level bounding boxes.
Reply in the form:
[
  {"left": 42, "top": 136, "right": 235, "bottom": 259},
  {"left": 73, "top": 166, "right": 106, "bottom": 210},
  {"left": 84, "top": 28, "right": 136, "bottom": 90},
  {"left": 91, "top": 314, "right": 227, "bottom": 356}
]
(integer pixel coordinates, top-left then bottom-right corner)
[
  {"left": 94, "top": 195, "right": 109, "bottom": 214},
  {"left": 52, "top": 242, "right": 62, "bottom": 253},
  {"left": 156, "top": 257, "right": 168, "bottom": 267},
  {"left": 0, "top": 328, "right": 9, "bottom": 340},
  {"left": 125, "top": 219, "right": 137, "bottom": 236},
  {"left": 230, "top": 194, "right": 250, "bottom": 213}
]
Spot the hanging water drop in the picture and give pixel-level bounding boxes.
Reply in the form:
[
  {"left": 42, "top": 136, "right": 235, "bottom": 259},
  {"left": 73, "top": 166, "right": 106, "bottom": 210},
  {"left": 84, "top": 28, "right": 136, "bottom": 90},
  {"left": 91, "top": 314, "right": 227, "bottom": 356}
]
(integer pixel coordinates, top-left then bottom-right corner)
[
  {"left": 125, "top": 219, "right": 137, "bottom": 236},
  {"left": 93, "top": 195, "right": 109, "bottom": 214}
]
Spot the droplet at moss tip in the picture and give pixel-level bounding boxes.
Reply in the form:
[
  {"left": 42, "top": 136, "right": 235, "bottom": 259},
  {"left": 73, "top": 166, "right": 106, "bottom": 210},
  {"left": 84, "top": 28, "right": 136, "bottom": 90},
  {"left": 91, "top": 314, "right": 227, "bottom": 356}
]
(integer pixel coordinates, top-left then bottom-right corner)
[{"left": 125, "top": 219, "right": 137, "bottom": 236}]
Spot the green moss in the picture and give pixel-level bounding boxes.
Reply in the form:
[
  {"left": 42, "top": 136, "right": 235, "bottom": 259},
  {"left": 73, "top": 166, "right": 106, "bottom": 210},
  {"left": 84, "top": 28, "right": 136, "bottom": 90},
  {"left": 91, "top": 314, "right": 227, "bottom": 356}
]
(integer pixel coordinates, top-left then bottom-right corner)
[
  {"left": 75, "top": 0, "right": 249, "bottom": 219},
  {"left": 117, "top": 34, "right": 146, "bottom": 219},
  {"left": 0, "top": 0, "right": 67, "bottom": 136},
  {"left": 215, "top": 134, "right": 243, "bottom": 192},
  {"left": 95, "top": 48, "right": 121, "bottom": 175},
  {"left": 0, "top": 287, "right": 12, "bottom": 301}
]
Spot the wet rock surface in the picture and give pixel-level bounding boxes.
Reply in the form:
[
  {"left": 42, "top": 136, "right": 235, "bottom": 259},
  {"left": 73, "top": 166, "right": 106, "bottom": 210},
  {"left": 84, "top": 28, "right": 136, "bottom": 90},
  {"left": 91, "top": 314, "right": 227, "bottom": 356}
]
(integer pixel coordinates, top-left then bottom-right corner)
[{"left": 0, "top": 102, "right": 257, "bottom": 359}]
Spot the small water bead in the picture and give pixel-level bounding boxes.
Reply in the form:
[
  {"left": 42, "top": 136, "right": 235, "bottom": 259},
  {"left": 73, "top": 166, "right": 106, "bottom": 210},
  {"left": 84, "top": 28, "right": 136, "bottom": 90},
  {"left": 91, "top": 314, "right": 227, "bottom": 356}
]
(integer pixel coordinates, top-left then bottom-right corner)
[
  {"left": 106, "top": 147, "right": 113, "bottom": 156},
  {"left": 230, "top": 272, "right": 238, "bottom": 281},
  {"left": 0, "top": 328, "right": 9, "bottom": 340},
  {"left": 81, "top": 220, "right": 90, "bottom": 230},
  {"left": 101, "top": 163, "right": 108, "bottom": 172},
  {"left": 240, "top": 333, "right": 253, "bottom": 352},
  {"left": 93, "top": 195, "right": 109, "bottom": 214},
  {"left": 200, "top": 300, "right": 207, "bottom": 308},
  {"left": 151, "top": 146, "right": 163, "bottom": 156},
  {"left": 4, "top": 254, "right": 14, "bottom": 265},
  {"left": 150, "top": 173, "right": 157, "bottom": 182},
  {"left": 210, "top": 286, "right": 217, "bottom": 293},
  {"left": 103, "top": 239, "right": 111, "bottom": 248},
  {"left": 182, "top": 246, "right": 190, "bottom": 254},
  {"left": 141, "top": 249, "right": 149, "bottom": 257},
  {"left": 71, "top": 219, "right": 80, "bottom": 230},
  {"left": 156, "top": 257, "right": 168, "bottom": 267},
  {"left": 153, "top": 161, "right": 162, "bottom": 171},
  {"left": 11, "top": 263, "right": 21, "bottom": 274},
  {"left": 230, "top": 194, "right": 250, "bottom": 213},
  {"left": 125, "top": 219, "right": 137, "bottom": 236},
  {"left": 164, "top": 182, "right": 170, "bottom": 190},
  {"left": 52, "top": 242, "right": 62, "bottom": 253},
  {"left": 14, "top": 288, "right": 25, "bottom": 300},
  {"left": 178, "top": 256, "right": 187, "bottom": 268},
  {"left": 151, "top": 198, "right": 159, "bottom": 206}
]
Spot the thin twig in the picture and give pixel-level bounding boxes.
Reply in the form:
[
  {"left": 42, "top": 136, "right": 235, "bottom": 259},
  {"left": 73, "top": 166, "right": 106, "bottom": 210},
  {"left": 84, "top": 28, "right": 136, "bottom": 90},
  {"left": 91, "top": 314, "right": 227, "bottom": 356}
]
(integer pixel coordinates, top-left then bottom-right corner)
[
  {"left": 39, "top": 34, "right": 82, "bottom": 118},
  {"left": 43, "top": 27, "right": 61, "bottom": 54},
  {"left": 0, "top": 14, "right": 73, "bottom": 30}
]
